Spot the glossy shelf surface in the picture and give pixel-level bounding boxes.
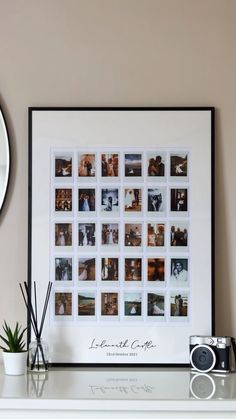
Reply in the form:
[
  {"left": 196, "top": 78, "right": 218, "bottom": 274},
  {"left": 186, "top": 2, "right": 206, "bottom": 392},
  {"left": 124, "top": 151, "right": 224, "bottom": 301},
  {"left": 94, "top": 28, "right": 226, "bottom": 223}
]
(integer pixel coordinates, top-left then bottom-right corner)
[{"left": 0, "top": 367, "right": 236, "bottom": 412}]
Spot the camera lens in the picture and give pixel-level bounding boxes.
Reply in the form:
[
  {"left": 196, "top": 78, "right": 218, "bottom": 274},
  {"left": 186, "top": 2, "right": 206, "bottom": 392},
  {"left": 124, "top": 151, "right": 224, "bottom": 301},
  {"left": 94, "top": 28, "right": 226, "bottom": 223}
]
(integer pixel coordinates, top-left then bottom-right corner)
[{"left": 190, "top": 344, "right": 216, "bottom": 373}]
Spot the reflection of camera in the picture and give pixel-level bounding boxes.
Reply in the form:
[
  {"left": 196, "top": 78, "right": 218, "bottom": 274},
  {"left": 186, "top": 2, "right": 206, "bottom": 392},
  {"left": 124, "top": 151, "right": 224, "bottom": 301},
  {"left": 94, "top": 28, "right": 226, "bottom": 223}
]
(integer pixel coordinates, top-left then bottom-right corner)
[
  {"left": 189, "top": 373, "right": 216, "bottom": 399},
  {"left": 189, "top": 372, "right": 232, "bottom": 400},
  {"left": 190, "top": 336, "right": 231, "bottom": 373}
]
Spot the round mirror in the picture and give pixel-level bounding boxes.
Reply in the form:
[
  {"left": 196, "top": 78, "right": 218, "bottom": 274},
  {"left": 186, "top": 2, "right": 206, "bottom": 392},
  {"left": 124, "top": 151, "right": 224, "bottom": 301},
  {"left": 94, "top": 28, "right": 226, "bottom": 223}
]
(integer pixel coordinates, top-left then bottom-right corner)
[{"left": 0, "top": 109, "right": 10, "bottom": 213}]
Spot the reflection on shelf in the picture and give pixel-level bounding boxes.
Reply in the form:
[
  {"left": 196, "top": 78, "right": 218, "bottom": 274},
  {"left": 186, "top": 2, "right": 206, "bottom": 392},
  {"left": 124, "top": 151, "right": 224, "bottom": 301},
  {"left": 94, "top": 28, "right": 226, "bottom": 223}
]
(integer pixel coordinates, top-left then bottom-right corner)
[
  {"left": 0, "top": 368, "right": 236, "bottom": 401},
  {"left": 27, "top": 372, "right": 48, "bottom": 398},
  {"left": 189, "top": 371, "right": 236, "bottom": 400}
]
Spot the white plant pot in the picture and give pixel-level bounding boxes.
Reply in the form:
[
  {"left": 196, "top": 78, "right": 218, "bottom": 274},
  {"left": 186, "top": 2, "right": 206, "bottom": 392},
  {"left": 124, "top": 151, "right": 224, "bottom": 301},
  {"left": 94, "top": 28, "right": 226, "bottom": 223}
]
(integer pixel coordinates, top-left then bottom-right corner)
[{"left": 2, "top": 352, "right": 28, "bottom": 375}]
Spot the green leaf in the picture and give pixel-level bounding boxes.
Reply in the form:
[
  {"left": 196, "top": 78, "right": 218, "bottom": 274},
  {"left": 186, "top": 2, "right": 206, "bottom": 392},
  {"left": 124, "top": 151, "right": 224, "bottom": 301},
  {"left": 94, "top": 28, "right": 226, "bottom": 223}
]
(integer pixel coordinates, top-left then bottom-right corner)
[{"left": 0, "top": 321, "right": 27, "bottom": 353}]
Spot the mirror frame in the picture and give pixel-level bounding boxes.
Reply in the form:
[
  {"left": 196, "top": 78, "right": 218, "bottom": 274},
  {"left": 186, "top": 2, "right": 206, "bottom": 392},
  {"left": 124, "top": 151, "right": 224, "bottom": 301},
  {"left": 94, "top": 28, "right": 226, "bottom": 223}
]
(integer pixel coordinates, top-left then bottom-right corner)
[{"left": 0, "top": 108, "right": 10, "bottom": 214}]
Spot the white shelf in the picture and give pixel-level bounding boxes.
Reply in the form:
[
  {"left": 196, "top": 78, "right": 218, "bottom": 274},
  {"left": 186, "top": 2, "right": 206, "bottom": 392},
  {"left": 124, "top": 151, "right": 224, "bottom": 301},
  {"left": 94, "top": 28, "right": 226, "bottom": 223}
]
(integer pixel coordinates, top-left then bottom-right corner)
[{"left": 0, "top": 367, "right": 236, "bottom": 417}]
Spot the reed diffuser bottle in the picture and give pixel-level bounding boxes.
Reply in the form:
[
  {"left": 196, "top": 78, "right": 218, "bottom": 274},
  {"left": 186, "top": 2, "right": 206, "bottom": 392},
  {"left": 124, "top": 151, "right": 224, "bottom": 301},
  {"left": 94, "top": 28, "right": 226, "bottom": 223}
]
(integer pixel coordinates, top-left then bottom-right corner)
[
  {"left": 20, "top": 281, "right": 52, "bottom": 373},
  {"left": 29, "top": 338, "right": 49, "bottom": 372}
]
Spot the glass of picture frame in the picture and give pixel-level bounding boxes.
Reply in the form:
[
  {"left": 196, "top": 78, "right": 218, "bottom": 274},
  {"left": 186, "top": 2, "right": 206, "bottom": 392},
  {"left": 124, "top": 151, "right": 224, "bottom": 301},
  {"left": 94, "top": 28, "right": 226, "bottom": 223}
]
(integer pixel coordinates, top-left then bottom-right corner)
[{"left": 29, "top": 107, "right": 214, "bottom": 366}]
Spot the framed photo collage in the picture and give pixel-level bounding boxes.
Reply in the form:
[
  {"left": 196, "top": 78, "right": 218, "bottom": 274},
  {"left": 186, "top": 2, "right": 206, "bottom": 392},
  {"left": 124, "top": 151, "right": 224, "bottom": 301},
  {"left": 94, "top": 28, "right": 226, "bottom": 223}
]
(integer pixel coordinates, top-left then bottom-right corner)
[
  {"left": 30, "top": 108, "right": 213, "bottom": 365},
  {"left": 52, "top": 148, "right": 190, "bottom": 323}
]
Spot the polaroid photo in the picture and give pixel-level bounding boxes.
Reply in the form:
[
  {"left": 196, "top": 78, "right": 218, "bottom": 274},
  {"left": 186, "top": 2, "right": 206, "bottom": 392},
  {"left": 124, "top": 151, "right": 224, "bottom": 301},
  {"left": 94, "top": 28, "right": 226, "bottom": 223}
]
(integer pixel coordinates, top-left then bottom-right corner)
[
  {"left": 101, "top": 223, "right": 119, "bottom": 248},
  {"left": 55, "top": 257, "right": 72, "bottom": 282},
  {"left": 55, "top": 223, "right": 72, "bottom": 247},
  {"left": 147, "top": 223, "right": 165, "bottom": 248},
  {"left": 124, "top": 188, "right": 142, "bottom": 213},
  {"left": 170, "top": 258, "right": 189, "bottom": 288},
  {"left": 170, "top": 221, "right": 189, "bottom": 251},
  {"left": 55, "top": 188, "right": 72, "bottom": 212},
  {"left": 78, "top": 223, "right": 96, "bottom": 247},
  {"left": 147, "top": 293, "right": 165, "bottom": 317},
  {"left": 78, "top": 292, "right": 96, "bottom": 317},
  {"left": 101, "top": 153, "right": 119, "bottom": 178},
  {"left": 147, "top": 187, "right": 166, "bottom": 214},
  {"left": 124, "top": 292, "right": 142, "bottom": 317},
  {"left": 101, "top": 258, "right": 119, "bottom": 281},
  {"left": 170, "top": 188, "right": 188, "bottom": 217},
  {"left": 124, "top": 153, "right": 142, "bottom": 178},
  {"left": 147, "top": 152, "right": 165, "bottom": 178},
  {"left": 54, "top": 154, "right": 73, "bottom": 178},
  {"left": 170, "top": 292, "right": 189, "bottom": 320},
  {"left": 101, "top": 292, "right": 119, "bottom": 317},
  {"left": 170, "top": 152, "right": 188, "bottom": 180},
  {"left": 54, "top": 292, "right": 72, "bottom": 316},
  {"left": 78, "top": 153, "right": 96, "bottom": 178},
  {"left": 124, "top": 223, "right": 142, "bottom": 249},
  {"left": 124, "top": 258, "right": 142, "bottom": 282},
  {"left": 101, "top": 188, "right": 119, "bottom": 214},
  {"left": 147, "top": 258, "right": 165, "bottom": 284},
  {"left": 78, "top": 257, "right": 96, "bottom": 282},
  {"left": 78, "top": 188, "right": 96, "bottom": 213}
]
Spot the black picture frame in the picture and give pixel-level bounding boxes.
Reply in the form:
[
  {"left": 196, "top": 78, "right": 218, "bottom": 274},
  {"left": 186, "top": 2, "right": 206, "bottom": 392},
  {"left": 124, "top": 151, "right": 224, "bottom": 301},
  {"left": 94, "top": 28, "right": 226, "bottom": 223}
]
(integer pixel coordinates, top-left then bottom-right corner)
[{"left": 28, "top": 107, "right": 214, "bottom": 367}]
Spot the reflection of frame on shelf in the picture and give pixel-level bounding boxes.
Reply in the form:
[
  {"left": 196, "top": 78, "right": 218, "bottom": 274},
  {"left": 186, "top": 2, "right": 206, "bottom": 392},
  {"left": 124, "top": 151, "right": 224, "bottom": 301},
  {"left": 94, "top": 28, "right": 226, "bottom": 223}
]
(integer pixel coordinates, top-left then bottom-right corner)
[{"left": 29, "top": 107, "right": 214, "bottom": 366}]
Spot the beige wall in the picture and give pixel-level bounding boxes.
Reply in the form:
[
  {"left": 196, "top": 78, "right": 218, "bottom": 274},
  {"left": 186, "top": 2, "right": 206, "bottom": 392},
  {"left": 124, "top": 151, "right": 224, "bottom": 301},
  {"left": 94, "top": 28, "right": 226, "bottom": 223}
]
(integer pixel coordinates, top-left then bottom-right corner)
[{"left": 0, "top": 0, "right": 235, "bottom": 342}]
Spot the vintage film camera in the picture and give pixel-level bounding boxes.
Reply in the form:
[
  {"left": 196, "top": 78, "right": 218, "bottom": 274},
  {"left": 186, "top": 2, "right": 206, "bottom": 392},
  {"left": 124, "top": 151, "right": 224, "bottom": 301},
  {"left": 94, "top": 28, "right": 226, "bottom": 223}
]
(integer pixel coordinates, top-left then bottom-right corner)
[{"left": 189, "top": 336, "right": 236, "bottom": 373}]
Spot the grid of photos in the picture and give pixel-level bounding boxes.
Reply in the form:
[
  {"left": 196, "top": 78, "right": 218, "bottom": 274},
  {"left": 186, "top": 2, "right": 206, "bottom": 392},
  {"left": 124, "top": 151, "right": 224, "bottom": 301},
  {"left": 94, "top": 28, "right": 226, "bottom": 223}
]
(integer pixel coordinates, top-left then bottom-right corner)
[{"left": 51, "top": 149, "right": 190, "bottom": 323}]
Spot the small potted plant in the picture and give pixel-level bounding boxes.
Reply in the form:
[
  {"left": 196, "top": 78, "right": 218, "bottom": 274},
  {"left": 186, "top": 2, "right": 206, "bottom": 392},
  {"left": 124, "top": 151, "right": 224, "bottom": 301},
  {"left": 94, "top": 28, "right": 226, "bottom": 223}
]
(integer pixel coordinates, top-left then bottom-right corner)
[{"left": 0, "top": 321, "right": 27, "bottom": 375}]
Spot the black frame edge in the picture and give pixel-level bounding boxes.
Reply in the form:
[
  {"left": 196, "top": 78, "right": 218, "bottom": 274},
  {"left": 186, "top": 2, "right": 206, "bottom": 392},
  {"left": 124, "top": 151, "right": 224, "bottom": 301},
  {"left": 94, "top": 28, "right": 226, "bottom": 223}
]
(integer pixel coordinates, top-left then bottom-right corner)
[
  {"left": 211, "top": 108, "right": 215, "bottom": 336},
  {"left": 28, "top": 108, "right": 33, "bottom": 348}
]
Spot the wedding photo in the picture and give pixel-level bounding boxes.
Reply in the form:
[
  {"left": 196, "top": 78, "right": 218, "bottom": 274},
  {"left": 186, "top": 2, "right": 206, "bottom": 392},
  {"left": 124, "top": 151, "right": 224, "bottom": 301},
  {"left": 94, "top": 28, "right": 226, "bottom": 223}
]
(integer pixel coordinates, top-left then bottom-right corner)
[
  {"left": 124, "top": 293, "right": 142, "bottom": 316},
  {"left": 78, "top": 293, "right": 95, "bottom": 316},
  {"left": 78, "top": 189, "right": 95, "bottom": 212},
  {"left": 125, "top": 153, "right": 142, "bottom": 177},
  {"left": 147, "top": 258, "right": 165, "bottom": 282},
  {"left": 170, "top": 293, "right": 188, "bottom": 317},
  {"left": 124, "top": 188, "right": 142, "bottom": 212},
  {"left": 55, "top": 292, "right": 72, "bottom": 316},
  {"left": 101, "top": 188, "right": 119, "bottom": 212},
  {"left": 125, "top": 223, "right": 142, "bottom": 247},
  {"left": 78, "top": 153, "right": 96, "bottom": 177},
  {"left": 55, "top": 223, "right": 72, "bottom": 246},
  {"left": 170, "top": 258, "right": 188, "bottom": 285},
  {"left": 78, "top": 223, "right": 96, "bottom": 246},
  {"left": 170, "top": 223, "right": 188, "bottom": 247},
  {"left": 55, "top": 188, "right": 72, "bottom": 211},
  {"left": 101, "top": 223, "right": 119, "bottom": 245},
  {"left": 55, "top": 155, "right": 72, "bottom": 177},
  {"left": 101, "top": 292, "right": 118, "bottom": 316},
  {"left": 170, "top": 153, "right": 188, "bottom": 177},
  {"left": 170, "top": 188, "right": 188, "bottom": 212},
  {"left": 101, "top": 258, "right": 119, "bottom": 281},
  {"left": 78, "top": 258, "right": 96, "bottom": 281},
  {"left": 147, "top": 293, "right": 165, "bottom": 316},
  {"left": 125, "top": 258, "right": 142, "bottom": 281},
  {"left": 147, "top": 223, "right": 165, "bottom": 247},
  {"left": 55, "top": 258, "right": 72, "bottom": 281},
  {"left": 101, "top": 153, "right": 119, "bottom": 177},
  {"left": 147, "top": 153, "right": 165, "bottom": 177},
  {"left": 147, "top": 188, "right": 165, "bottom": 212}
]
